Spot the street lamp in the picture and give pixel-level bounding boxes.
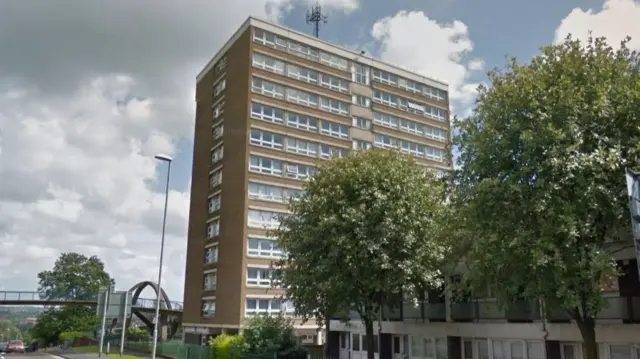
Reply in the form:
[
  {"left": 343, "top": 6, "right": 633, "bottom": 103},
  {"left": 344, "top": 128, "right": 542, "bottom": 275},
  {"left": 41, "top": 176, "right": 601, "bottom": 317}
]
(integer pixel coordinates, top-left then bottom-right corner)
[{"left": 151, "top": 154, "right": 172, "bottom": 359}]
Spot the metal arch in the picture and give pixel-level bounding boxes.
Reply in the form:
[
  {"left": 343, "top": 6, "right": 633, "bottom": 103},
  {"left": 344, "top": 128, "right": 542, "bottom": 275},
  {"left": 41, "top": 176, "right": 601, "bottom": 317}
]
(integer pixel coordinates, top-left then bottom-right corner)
[{"left": 128, "top": 281, "right": 173, "bottom": 310}]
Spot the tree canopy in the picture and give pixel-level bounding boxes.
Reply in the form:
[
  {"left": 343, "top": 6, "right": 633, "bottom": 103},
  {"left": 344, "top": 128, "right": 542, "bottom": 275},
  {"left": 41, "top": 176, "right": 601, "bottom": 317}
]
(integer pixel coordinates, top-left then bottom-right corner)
[
  {"left": 37, "top": 252, "right": 113, "bottom": 300},
  {"left": 30, "top": 306, "right": 98, "bottom": 345},
  {"left": 273, "top": 149, "right": 449, "bottom": 359},
  {"left": 453, "top": 35, "right": 640, "bottom": 359}
]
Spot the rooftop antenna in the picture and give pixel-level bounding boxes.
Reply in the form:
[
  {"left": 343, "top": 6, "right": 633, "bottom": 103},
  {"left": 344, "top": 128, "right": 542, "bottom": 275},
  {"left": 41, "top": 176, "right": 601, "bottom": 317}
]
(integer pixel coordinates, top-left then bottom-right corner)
[{"left": 306, "top": 1, "right": 327, "bottom": 38}]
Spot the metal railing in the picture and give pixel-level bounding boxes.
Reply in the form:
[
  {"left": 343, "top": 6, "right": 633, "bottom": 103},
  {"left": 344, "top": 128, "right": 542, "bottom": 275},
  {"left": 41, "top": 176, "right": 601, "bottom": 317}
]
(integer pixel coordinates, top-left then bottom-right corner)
[{"left": 0, "top": 291, "right": 183, "bottom": 311}]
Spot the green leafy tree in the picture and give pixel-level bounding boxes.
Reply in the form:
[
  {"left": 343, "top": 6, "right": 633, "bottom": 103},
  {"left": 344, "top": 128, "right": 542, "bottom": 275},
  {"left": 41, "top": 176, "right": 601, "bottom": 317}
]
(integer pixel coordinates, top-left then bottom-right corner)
[
  {"left": 126, "top": 326, "right": 151, "bottom": 342},
  {"left": 453, "top": 35, "right": 640, "bottom": 359},
  {"left": 38, "top": 252, "right": 114, "bottom": 300},
  {"left": 208, "top": 334, "right": 247, "bottom": 359},
  {"left": 30, "top": 306, "right": 98, "bottom": 345},
  {"left": 0, "top": 320, "right": 23, "bottom": 342},
  {"left": 273, "top": 149, "right": 449, "bottom": 359},
  {"left": 242, "top": 315, "right": 305, "bottom": 359}
]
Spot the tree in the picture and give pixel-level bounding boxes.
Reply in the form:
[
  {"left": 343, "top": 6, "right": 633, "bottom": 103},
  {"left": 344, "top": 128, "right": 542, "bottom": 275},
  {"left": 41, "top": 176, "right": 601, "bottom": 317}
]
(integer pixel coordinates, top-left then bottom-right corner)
[
  {"left": 454, "top": 35, "right": 640, "bottom": 359},
  {"left": 208, "top": 334, "right": 247, "bottom": 359},
  {"left": 38, "top": 252, "right": 114, "bottom": 300},
  {"left": 0, "top": 320, "right": 23, "bottom": 342},
  {"left": 30, "top": 306, "right": 98, "bottom": 345},
  {"left": 242, "top": 315, "right": 306, "bottom": 359},
  {"left": 273, "top": 149, "right": 449, "bottom": 359}
]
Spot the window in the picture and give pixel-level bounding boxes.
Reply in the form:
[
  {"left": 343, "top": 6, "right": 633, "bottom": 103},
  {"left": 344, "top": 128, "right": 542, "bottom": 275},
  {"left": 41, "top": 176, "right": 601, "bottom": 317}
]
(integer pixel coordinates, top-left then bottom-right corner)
[
  {"left": 248, "top": 237, "right": 283, "bottom": 258},
  {"left": 285, "top": 163, "right": 316, "bottom": 180},
  {"left": 250, "top": 129, "right": 284, "bottom": 149},
  {"left": 214, "top": 79, "right": 226, "bottom": 97},
  {"left": 287, "top": 88, "right": 318, "bottom": 107},
  {"left": 424, "top": 106, "right": 448, "bottom": 122},
  {"left": 252, "top": 77, "right": 285, "bottom": 99},
  {"left": 353, "top": 117, "right": 371, "bottom": 130},
  {"left": 287, "top": 112, "right": 318, "bottom": 132},
  {"left": 208, "top": 194, "right": 221, "bottom": 213},
  {"left": 373, "top": 90, "right": 398, "bottom": 107},
  {"left": 213, "top": 123, "right": 223, "bottom": 139},
  {"left": 247, "top": 209, "right": 282, "bottom": 229},
  {"left": 207, "top": 220, "right": 219, "bottom": 238},
  {"left": 373, "top": 111, "right": 399, "bottom": 128},
  {"left": 399, "top": 78, "right": 423, "bottom": 94},
  {"left": 426, "top": 146, "right": 447, "bottom": 162},
  {"left": 253, "top": 29, "right": 287, "bottom": 50},
  {"left": 289, "top": 41, "right": 320, "bottom": 62},
  {"left": 424, "top": 126, "right": 448, "bottom": 142},
  {"left": 353, "top": 63, "right": 370, "bottom": 85},
  {"left": 372, "top": 69, "right": 398, "bottom": 85},
  {"left": 400, "top": 140, "right": 426, "bottom": 157},
  {"left": 423, "top": 86, "right": 447, "bottom": 101},
  {"left": 213, "top": 101, "right": 224, "bottom": 118},
  {"left": 374, "top": 134, "right": 396, "bottom": 149},
  {"left": 320, "top": 97, "right": 349, "bottom": 115},
  {"left": 252, "top": 52, "right": 285, "bottom": 75},
  {"left": 400, "top": 119, "right": 423, "bottom": 136},
  {"left": 202, "top": 300, "right": 215, "bottom": 317},
  {"left": 320, "top": 121, "right": 349, "bottom": 139},
  {"left": 320, "top": 145, "right": 348, "bottom": 159},
  {"left": 610, "top": 346, "right": 632, "bottom": 359},
  {"left": 251, "top": 103, "right": 285, "bottom": 124},
  {"left": 352, "top": 334, "right": 360, "bottom": 351},
  {"left": 249, "top": 155, "right": 283, "bottom": 176},
  {"left": 527, "top": 342, "right": 544, "bottom": 359},
  {"left": 211, "top": 146, "right": 223, "bottom": 163},
  {"left": 204, "top": 271, "right": 217, "bottom": 290},
  {"left": 287, "top": 64, "right": 319, "bottom": 84},
  {"left": 245, "top": 297, "right": 294, "bottom": 317},
  {"left": 246, "top": 266, "right": 276, "bottom": 287},
  {"left": 353, "top": 95, "right": 371, "bottom": 108},
  {"left": 205, "top": 246, "right": 218, "bottom": 264},
  {"left": 249, "top": 182, "right": 303, "bottom": 203},
  {"left": 320, "top": 74, "right": 349, "bottom": 92},
  {"left": 320, "top": 52, "right": 349, "bottom": 71},
  {"left": 215, "top": 56, "right": 227, "bottom": 74},
  {"left": 353, "top": 140, "right": 371, "bottom": 151},
  {"left": 287, "top": 138, "right": 318, "bottom": 157},
  {"left": 209, "top": 170, "right": 222, "bottom": 189}
]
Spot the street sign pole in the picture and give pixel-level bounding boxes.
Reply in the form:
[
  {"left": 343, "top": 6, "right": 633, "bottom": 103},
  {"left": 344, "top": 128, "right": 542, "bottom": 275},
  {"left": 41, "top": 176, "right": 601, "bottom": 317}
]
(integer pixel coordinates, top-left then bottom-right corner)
[
  {"left": 98, "top": 284, "right": 111, "bottom": 358},
  {"left": 625, "top": 168, "right": 640, "bottom": 278},
  {"left": 119, "top": 292, "right": 128, "bottom": 357}
]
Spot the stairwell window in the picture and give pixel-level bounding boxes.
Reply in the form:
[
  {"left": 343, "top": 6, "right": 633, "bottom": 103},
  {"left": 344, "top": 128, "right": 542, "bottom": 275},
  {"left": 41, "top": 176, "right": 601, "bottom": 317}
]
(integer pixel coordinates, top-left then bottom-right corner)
[
  {"left": 252, "top": 77, "right": 285, "bottom": 99},
  {"left": 209, "top": 170, "right": 222, "bottom": 189},
  {"left": 213, "top": 101, "right": 224, "bottom": 119},
  {"left": 352, "top": 63, "right": 370, "bottom": 85},
  {"left": 207, "top": 220, "right": 219, "bottom": 239},
  {"left": 250, "top": 129, "right": 284, "bottom": 150},
  {"left": 213, "top": 124, "right": 223, "bottom": 140},
  {"left": 205, "top": 246, "right": 218, "bottom": 264},
  {"left": 353, "top": 117, "right": 371, "bottom": 130},
  {"left": 204, "top": 271, "right": 217, "bottom": 291},
  {"left": 211, "top": 146, "right": 223, "bottom": 164},
  {"left": 353, "top": 95, "right": 371, "bottom": 108},
  {"left": 208, "top": 194, "right": 221, "bottom": 213},
  {"left": 249, "top": 155, "right": 283, "bottom": 176},
  {"left": 202, "top": 300, "right": 215, "bottom": 317},
  {"left": 213, "top": 79, "right": 226, "bottom": 98},
  {"left": 251, "top": 103, "right": 284, "bottom": 124}
]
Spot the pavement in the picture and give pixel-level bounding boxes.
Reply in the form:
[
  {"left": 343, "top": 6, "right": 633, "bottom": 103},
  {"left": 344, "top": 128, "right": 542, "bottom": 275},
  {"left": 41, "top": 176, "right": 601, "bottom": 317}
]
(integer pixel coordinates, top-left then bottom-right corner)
[{"left": 0, "top": 352, "right": 67, "bottom": 359}]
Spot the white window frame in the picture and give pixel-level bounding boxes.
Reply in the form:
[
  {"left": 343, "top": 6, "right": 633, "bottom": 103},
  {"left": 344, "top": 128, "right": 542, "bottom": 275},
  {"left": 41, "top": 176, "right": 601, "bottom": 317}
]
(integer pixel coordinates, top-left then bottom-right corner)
[
  {"left": 202, "top": 300, "right": 216, "bottom": 317},
  {"left": 245, "top": 297, "right": 295, "bottom": 317},
  {"left": 249, "top": 182, "right": 283, "bottom": 203},
  {"left": 320, "top": 121, "right": 349, "bottom": 139},
  {"left": 246, "top": 266, "right": 276, "bottom": 287},
  {"left": 213, "top": 101, "right": 224, "bottom": 119},
  {"left": 425, "top": 146, "right": 447, "bottom": 162},
  {"left": 287, "top": 137, "right": 318, "bottom": 157},
  {"left": 373, "top": 111, "right": 399, "bottom": 129},
  {"left": 373, "top": 90, "right": 398, "bottom": 108},
  {"left": 252, "top": 52, "right": 285, "bottom": 75},
  {"left": 353, "top": 140, "right": 372, "bottom": 151},
  {"left": 286, "top": 88, "right": 318, "bottom": 107},
  {"left": 252, "top": 77, "right": 285, "bottom": 99},
  {"left": 211, "top": 146, "right": 223, "bottom": 163},
  {"left": 247, "top": 209, "right": 282, "bottom": 229},
  {"left": 204, "top": 271, "right": 217, "bottom": 291},
  {"left": 353, "top": 117, "right": 371, "bottom": 130},
  {"left": 253, "top": 29, "right": 287, "bottom": 50},
  {"left": 320, "top": 74, "right": 349, "bottom": 93},
  {"left": 249, "top": 155, "right": 283, "bottom": 176},
  {"left": 352, "top": 63, "right": 370, "bottom": 85},
  {"left": 289, "top": 41, "right": 320, "bottom": 62},
  {"left": 247, "top": 236, "right": 283, "bottom": 259},
  {"left": 320, "top": 97, "right": 349, "bottom": 116},
  {"left": 213, "top": 123, "right": 224, "bottom": 140},
  {"left": 372, "top": 69, "right": 398, "bottom": 86},
  {"left": 374, "top": 134, "right": 397, "bottom": 149},
  {"left": 205, "top": 246, "right": 218, "bottom": 264},
  {"left": 285, "top": 163, "right": 315, "bottom": 180},
  {"left": 320, "top": 145, "right": 348, "bottom": 159},
  {"left": 210, "top": 170, "right": 222, "bottom": 189},
  {"left": 353, "top": 95, "right": 371, "bottom": 108},
  {"left": 287, "top": 112, "right": 318, "bottom": 132},
  {"left": 251, "top": 103, "right": 284, "bottom": 124},
  {"left": 320, "top": 52, "right": 349, "bottom": 71},
  {"left": 215, "top": 56, "right": 227, "bottom": 74},
  {"left": 207, "top": 220, "right": 220, "bottom": 239},
  {"left": 214, "top": 79, "right": 226, "bottom": 97},
  {"left": 208, "top": 194, "right": 221, "bottom": 213},
  {"left": 287, "top": 64, "right": 319, "bottom": 84},
  {"left": 250, "top": 129, "right": 284, "bottom": 150}
]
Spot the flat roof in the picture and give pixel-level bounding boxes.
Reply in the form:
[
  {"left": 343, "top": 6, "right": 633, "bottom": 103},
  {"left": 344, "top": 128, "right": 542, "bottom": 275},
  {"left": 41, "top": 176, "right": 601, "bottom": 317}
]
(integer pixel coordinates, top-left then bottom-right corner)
[{"left": 196, "top": 17, "right": 449, "bottom": 91}]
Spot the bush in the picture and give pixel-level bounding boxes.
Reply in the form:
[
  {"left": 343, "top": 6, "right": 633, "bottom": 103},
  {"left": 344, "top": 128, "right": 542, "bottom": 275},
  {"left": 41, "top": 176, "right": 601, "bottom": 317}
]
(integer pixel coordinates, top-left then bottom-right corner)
[
  {"left": 242, "top": 315, "right": 307, "bottom": 358},
  {"left": 208, "top": 335, "right": 247, "bottom": 359},
  {"left": 126, "top": 326, "right": 150, "bottom": 342},
  {"left": 59, "top": 331, "right": 85, "bottom": 341}
]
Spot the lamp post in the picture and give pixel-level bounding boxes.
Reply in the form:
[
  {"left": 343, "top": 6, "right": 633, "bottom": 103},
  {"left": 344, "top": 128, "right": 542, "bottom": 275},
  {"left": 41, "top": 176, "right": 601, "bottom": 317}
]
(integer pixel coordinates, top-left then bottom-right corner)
[{"left": 151, "top": 154, "right": 172, "bottom": 359}]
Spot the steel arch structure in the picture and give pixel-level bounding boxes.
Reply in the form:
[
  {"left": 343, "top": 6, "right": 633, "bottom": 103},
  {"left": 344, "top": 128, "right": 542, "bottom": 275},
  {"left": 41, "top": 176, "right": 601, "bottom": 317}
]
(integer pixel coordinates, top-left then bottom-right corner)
[{"left": 126, "top": 281, "right": 181, "bottom": 340}]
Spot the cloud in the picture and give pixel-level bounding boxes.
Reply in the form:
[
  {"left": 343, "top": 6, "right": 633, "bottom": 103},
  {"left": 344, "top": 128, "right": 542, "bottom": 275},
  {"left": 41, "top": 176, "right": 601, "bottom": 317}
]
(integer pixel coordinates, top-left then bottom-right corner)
[
  {"left": 369, "top": 11, "right": 484, "bottom": 116},
  {"left": 0, "top": 0, "right": 358, "bottom": 301},
  {"left": 555, "top": 0, "right": 640, "bottom": 49}
]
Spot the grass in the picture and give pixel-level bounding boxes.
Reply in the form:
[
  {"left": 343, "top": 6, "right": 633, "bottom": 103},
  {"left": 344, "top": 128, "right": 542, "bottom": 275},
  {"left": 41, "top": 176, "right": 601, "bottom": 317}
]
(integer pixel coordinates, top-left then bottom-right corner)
[{"left": 72, "top": 345, "right": 142, "bottom": 359}]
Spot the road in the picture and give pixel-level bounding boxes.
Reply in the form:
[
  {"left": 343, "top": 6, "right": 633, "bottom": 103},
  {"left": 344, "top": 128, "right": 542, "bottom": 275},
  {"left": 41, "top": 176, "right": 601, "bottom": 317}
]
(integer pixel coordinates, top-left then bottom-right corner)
[{"left": 0, "top": 353, "right": 64, "bottom": 359}]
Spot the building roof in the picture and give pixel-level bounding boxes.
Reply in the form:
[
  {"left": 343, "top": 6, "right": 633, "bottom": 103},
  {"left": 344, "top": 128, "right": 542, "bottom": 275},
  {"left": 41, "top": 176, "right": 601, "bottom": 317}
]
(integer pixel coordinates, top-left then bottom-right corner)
[{"left": 196, "top": 16, "right": 449, "bottom": 91}]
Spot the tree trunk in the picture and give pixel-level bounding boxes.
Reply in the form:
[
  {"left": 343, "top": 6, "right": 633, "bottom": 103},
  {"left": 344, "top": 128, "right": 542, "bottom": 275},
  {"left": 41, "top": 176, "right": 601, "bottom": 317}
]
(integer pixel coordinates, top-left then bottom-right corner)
[
  {"left": 324, "top": 315, "right": 331, "bottom": 358},
  {"left": 576, "top": 317, "right": 598, "bottom": 359},
  {"left": 365, "top": 319, "right": 375, "bottom": 359}
]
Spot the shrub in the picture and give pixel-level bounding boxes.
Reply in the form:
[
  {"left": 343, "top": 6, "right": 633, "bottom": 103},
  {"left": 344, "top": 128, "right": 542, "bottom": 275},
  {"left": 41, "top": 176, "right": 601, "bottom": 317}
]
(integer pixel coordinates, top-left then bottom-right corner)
[
  {"left": 208, "top": 334, "right": 247, "bottom": 359},
  {"left": 242, "top": 315, "right": 307, "bottom": 358}
]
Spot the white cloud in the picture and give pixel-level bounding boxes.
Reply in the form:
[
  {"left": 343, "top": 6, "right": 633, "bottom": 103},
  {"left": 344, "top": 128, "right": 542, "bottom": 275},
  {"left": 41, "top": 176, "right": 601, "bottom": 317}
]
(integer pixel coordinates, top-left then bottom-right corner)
[
  {"left": 555, "top": 0, "right": 640, "bottom": 49},
  {"left": 0, "top": 0, "right": 359, "bottom": 303},
  {"left": 370, "top": 11, "right": 484, "bottom": 116}
]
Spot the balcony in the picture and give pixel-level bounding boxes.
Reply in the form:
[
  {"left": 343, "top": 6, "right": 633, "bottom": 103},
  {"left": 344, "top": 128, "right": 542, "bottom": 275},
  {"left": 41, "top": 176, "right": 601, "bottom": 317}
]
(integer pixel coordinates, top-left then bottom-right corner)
[{"left": 547, "top": 296, "right": 640, "bottom": 323}]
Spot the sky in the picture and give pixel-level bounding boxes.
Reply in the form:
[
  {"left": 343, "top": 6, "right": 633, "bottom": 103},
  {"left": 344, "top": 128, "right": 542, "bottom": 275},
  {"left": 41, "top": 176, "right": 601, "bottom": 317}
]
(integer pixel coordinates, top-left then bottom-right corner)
[{"left": 0, "top": 0, "right": 638, "bottom": 303}]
